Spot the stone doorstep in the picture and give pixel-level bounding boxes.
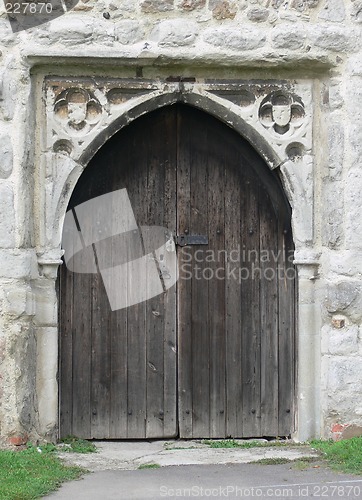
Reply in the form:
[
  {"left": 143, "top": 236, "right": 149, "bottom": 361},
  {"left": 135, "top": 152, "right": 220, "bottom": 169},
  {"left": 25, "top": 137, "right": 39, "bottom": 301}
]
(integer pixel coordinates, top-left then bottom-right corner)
[{"left": 56, "top": 440, "right": 320, "bottom": 472}]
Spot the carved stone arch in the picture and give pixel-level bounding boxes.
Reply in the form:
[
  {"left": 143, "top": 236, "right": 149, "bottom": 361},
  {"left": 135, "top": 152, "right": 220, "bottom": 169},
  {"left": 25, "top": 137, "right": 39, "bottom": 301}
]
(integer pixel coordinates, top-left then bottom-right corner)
[
  {"left": 37, "top": 78, "right": 319, "bottom": 443},
  {"left": 51, "top": 90, "right": 287, "bottom": 254}
]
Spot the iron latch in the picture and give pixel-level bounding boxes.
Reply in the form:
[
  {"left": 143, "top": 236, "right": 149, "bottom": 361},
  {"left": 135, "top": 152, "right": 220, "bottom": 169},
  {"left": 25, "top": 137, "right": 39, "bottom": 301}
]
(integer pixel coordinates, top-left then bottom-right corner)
[{"left": 175, "top": 235, "right": 208, "bottom": 246}]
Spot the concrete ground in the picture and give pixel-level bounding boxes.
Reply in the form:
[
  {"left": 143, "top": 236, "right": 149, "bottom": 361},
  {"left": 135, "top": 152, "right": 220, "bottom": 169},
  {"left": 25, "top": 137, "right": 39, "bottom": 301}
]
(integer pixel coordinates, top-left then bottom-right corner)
[{"left": 45, "top": 440, "right": 362, "bottom": 499}]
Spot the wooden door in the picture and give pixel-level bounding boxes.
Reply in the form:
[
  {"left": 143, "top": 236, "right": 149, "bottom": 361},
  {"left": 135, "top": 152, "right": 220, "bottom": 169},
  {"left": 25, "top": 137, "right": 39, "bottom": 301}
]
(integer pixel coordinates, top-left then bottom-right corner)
[{"left": 59, "top": 104, "right": 295, "bottom": 439}]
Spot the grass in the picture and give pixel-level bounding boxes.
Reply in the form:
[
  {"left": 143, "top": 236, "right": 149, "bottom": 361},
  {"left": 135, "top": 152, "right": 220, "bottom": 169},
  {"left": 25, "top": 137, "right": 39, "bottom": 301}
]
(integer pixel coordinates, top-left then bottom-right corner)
[
  {"left": 311, "top": 437, "right": 362, "bottom": 474},
  {"left": 0, "top": 443, "right": 84, "bottom": 500},
  {"left": 202, "top": 439, "right": 292, "bottom": 449},
  {"left": 138, "top": 463, "right": 161, "bottom": 469},
  {"left": 60, "top": 436, "right": 97, "bottom": 453},
  {"left": 253, "top": 457, "right": 293, "bottom": 465}
]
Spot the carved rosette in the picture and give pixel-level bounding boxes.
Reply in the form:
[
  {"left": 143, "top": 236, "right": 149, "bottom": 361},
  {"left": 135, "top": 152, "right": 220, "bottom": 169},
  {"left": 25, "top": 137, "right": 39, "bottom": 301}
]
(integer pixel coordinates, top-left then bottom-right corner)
[
  {"left": 54, "top": 87, "right": 103, "bottom": 135},
  {"left": 259, "top": 91, "right": 305, "bottom": 136}
]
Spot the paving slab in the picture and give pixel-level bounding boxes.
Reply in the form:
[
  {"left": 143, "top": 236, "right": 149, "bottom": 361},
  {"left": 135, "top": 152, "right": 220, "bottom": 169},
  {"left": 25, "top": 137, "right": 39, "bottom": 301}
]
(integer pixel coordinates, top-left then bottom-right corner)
[
  {"left": 56, "top": 440, "right": 319, "bottom": 471},
  {"left": 45, "top": 463, "right": 362, "bottom": 499}
]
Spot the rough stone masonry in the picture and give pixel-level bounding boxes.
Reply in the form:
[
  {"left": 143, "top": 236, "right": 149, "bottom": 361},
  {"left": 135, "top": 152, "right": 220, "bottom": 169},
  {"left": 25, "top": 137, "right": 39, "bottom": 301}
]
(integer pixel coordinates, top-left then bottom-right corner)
[{"left": 0, "top": 0, "right": 361, "bottom": 445}]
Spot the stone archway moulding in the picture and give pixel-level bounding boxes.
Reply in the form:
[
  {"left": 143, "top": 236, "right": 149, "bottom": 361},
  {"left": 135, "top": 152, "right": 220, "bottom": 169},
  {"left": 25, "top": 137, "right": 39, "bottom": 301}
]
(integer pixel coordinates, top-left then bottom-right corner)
[{"left": 35, "top": 75, "right": 321, "bottom": 442}]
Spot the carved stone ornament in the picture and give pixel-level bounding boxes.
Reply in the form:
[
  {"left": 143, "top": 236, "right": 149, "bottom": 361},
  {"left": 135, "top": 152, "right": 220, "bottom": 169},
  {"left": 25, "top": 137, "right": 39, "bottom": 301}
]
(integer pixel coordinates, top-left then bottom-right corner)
[
  {"left": 259, "top": 91, "right": 305, "bottom": 136},
  {"left": 54, "top": 87, "right": 103, "bottom": 135}
]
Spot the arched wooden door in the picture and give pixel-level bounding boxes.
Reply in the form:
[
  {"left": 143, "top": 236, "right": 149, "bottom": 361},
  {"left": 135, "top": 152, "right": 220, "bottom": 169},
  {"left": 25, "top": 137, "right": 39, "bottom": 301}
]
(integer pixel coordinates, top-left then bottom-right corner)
[{"left": 59, "top": 104, "right": 295, "bottom": 439}]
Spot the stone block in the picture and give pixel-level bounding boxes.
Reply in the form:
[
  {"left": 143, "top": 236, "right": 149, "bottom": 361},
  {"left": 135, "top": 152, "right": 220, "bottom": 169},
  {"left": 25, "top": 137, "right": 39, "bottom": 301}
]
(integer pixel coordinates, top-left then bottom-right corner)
[
  {"left": 271, "top": 26, "right": 306, "bottom": 50},
  {"left": 308, "top": 25, "right": 355, "bottom": 52},
  {"left": 3, "top": 285, "right": 35, "bottom": 319},
  {"left": 109, "top": 0, "right": 139, "bottom": 14},
  {"left": 178, "top": 0, "right": 206, "bottom": 11},
  {"left": 318, "top": 0, "right": 345, "bottom": 23},
  {"left": 328, "top": 121, "right": 345, "bottom": 180},
  {"left": 0, "top": 134, "right": 13, "bottom": 179},
  {"left": 140, "top": 0, "right": 174, "bottom": 13},
  {"left": 322, "top": 181, "right": 343, "bottom": 248},
  {"left": 0, "top": 250, "right": 38, "bottom": 279},
  {"left": 115, "top": 21, "right": 144, "bottom": 45},
  {"left": 321, "top": 324, "right": 359, "bottom": 356},
  {"left": 211, "top": 1, "right": 237, "bottom": 20},
  {"left": 151, "top": 20, "right": 199, "bottom": 47},
  {"left": 0, "top": 20, "right": 16, "bottom": 47},
  {"left": 247, "top": 8, "right": 269, "bottom": 22},
  {"left": 351, "top": 1, "right": 362, "bottom": 23},
  {"left": 328, "top": 358, "right": 362, "bottom": 396},
  {"left": 345, "top": 168, "right": 362, "bottom": 249},
  {"left": 324, "top": 281, "right": 362, "bottom": 322},
  {"left": 0, "top": 184, "right": 15, "bottom": 248},
  {"left": 0, "top": 56, "right": 18, "bottom": 122},
  {"left": 203, "top": 27, "right": 266, "bottom": 50},
  {"left": 92, "top": 19, "right": 116, "bottom": 44},
  {"left": 327, "top": 250, "right": 362, "bottom": 278},
  {"left": 47, "top": 16, "right": 94, "bottom": 44},
  {"left": 328, "top": 79, "right": 344, "bottom": 109},
  {"left": 341, "top": 424, "right": 362, "bottom": 439}
]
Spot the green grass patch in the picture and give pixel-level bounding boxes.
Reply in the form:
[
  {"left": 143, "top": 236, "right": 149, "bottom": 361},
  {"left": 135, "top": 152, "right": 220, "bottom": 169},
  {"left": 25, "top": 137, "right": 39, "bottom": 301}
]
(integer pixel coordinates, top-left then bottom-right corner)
[
  {"left": 0, "top": 444, "right": 84, "bottom": 500},
  {"left": 311, "top": 437, "right": 362, "bottom": 474},
  {"left": 60, "top": 436, "right": 97, "bottom": 453},
  {"left": 138, "top": 463, "right": 161, "bottom": 469},
  {"left": 202, "top": 439, "right": 291, "bottom": 449},
  {"left": 253, "top": 457, "right": 292, "bottom": 465}
]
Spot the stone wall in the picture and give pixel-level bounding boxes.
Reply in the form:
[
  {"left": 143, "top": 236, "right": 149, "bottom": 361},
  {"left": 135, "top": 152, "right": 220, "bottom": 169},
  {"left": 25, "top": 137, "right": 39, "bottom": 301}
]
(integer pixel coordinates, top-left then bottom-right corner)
[{"left": 0, "top": 0, "right": 361, "bottom": 444}]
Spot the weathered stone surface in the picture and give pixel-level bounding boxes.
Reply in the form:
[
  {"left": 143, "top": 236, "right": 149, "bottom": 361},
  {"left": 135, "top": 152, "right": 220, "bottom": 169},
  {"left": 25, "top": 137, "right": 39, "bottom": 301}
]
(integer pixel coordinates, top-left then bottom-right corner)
[
  {"left": 203, "top": 27, "right": 266, "bottom": 50},
  {"left": 271, "top": 25, "right": 306, "bottom": 49},
  {"left": 341, "top": 425, "right": 362, "bottom": 439},
  {"left": 322, "top": 182, "right": 343, "bottom": 248},
  {"left": 211, "top": 1, "right": 237, "bottom": 20},
  {"left": 0, "top": 184, "right": 15, "bottom": 248},
  {"left": 108, "top": 0, "right": 139, "bottom": 15},
  {"left": 308, "top": 25, "right": 355, "bottom": 52},
  {"left": 323, "top": 250, "right": 362, "bottom": 278},
  {"left": 0, "top": 57, "right": 18, "bottom": 122},
  {"left": 328, "top": 79, "right": 344, "bottom": 109},
  {"left": 114, "top": 21, "right": 144, "bottom": 45},
  {"left": 321, "top": 324, "right": 359, "bottom": 356},
  {"left": 324, "top": 281, "right": 362, "bottom": 322},
  {"left": 151, "top": 20, "right": 198, "bottom": 46},
  {"left": 247, "top": 8, "right": 269, "bottom": 22},
  {"left": 318, "top": 0, "right": 345, "bottom": 22},
  {"left": 327, "top": 121, "right": 344, "bottom": 180},
  {"left": 140, "top": 0, "right": 174, "bottom": 13},
  {"left": 47, "top": 16, "right": 94, "bottom": 44},
  {"left": 0, "top": 134, "right": 13, "bottom": 179},
  {"left": 345, "top": 168, "right": 362, "bottom": 250},
  {"left": 0, "top": 20, "right": 16, "bottom": 47},
  {"left": 178, "top": 0, "right": 206, "bottom": 11},
  {"left": 351, "top": 1, "right": 362, "bottom": 23},
  {"left": 327, "top": 358, "right": 362, "bottom": 402}
]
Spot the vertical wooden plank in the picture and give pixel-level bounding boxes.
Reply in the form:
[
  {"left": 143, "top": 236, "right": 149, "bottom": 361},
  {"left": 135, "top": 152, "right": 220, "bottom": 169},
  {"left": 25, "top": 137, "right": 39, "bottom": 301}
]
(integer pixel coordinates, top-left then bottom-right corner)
[
  {"left": 224, "top": 157, "right": 243, "bottom": 438},
  {"left": 162, "top": 108, "right": 178, "bottom": 438},
  {"left": 207, "top": 132, "right": 226, "bottom": 438},
  {"left": 259, "top": 188, "right": 279, "bottom": 437},
  {"left": 126, "top": 123, "right": 148, "bottom": 439},
  {"left": 145, "top": 108, "right": 167, "bottom": 438},
  {"left": 90, "top": 272, "right": 110, "bottom": 439},
  {"left": 241, "top": 173, "right": 261, "bottom": 437},
  {"left": 109, "top": 140, "right": 129, "bottom": 439},
  {"left": 59, "top": 260, "right": 73, "bottom": 438},
  {"left": 71, "top": 269, "right": 92, "bottom": 438},
  {"left": 177, "top": 106, "right": 193, "bottom": 438},
  {"left": 278, "top": 220, "right": 296, "bottom": 436},
  {"left": 189, "top": 109, "right": 210, "bottom": 438}
]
